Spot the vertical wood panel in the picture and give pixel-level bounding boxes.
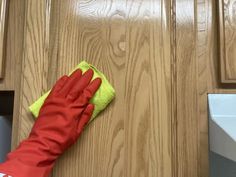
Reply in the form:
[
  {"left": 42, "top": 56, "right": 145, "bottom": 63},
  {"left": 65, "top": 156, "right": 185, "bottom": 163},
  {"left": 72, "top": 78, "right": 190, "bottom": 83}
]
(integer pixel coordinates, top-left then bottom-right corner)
[
  {"left": 0, "top": 0, "right": 24, "bottom": 92},
  {"left": 18, "top": 0, "right": 174, "bottom": 177},
  {"left": 18, "top": 0, "right": 50, "bottom": 140},
  {"left": 47, "top": 1, "right": 124, "bottom": 176},
  {"left": 176, "top": 0, "right": 199, "bottom": 177},
  {"left": 0, "top": 0, "right": 8, "bottom": 79},
  {"left": 11, "top": 0, "right": 236, "bottom": 176},
  {"left": 125, "top": 1, "right": 172, "bottom": 176},
  {"left": 196, "top": 0, "right": 212, "bottom": 176},
  {"left": 15, "top": 0, "right": 222, "bottom": 176},
  {"left": 0, "top": 0, "right": 26, "bottom": 148}
]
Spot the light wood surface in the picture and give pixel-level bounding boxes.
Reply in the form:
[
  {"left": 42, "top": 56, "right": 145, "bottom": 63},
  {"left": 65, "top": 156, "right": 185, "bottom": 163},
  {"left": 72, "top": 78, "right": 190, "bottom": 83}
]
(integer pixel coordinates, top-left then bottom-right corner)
[
  {"left": 196, "top": 1, "right": 212, "bottom": 176},
  {"left": 0, "top": 0, "right": 7, "bottom": 79},
  {"left": 18, "top": 0, "right": 174, "bottom": 177},
  {"left": 6, "top": 0, "right": 236, "bottom": 177},
  {"left": 218, "top": 0, "right": 236, "bottom": 83},
  {"left": 0, "top": 0, "right": 24, "bottom": 91},
  {"left": 0, "top": 0, "right": 25, "bottom": 148},
  {"left": 176, "top": 0, "right": 199, "bottom": 176}
]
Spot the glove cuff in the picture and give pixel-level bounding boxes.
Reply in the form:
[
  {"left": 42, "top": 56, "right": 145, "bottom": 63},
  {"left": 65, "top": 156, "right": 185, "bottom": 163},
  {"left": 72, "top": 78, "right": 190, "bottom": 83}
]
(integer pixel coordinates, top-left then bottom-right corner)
[{"left": 0, "top": 158, "right": 53, "bottom": 177}]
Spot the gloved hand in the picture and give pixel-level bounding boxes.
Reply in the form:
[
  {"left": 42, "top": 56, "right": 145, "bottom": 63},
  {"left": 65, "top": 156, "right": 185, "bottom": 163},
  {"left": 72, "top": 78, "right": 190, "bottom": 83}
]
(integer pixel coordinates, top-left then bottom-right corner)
[{"left": 0, "top": 69, "right": 102, "bottom": 177}]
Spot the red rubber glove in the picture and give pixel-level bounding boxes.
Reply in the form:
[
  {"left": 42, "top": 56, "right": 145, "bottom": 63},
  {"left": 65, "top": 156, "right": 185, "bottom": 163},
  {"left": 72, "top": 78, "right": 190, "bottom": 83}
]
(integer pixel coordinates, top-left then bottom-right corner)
[{"left": 0, "top": 69, "right": 101, "bottom": 177}]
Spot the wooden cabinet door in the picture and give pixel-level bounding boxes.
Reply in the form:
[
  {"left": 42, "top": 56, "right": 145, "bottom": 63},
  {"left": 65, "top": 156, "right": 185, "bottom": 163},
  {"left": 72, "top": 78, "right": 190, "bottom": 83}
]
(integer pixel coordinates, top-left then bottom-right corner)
[
  {"left": 219, "top": 0, "right": 236, "bottom": 83},
  {"left": 17, "top": 0, "right": 174, "bottom": 177},
  {"left": 0, "top": 0, "right": 8, "bottom": 79}
]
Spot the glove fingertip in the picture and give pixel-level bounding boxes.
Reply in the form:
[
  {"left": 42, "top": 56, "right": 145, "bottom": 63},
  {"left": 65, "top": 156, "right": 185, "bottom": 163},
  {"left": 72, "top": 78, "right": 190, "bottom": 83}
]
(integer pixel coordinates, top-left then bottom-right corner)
[
  {"left": 71, "top": 68, "right": 83, "bottom": 77},
  {"left": 84, "top": 77, "right": 102, "bottom": 97},
  {"left": 93, "top": 77, "right": 102, "bottom": 88}
]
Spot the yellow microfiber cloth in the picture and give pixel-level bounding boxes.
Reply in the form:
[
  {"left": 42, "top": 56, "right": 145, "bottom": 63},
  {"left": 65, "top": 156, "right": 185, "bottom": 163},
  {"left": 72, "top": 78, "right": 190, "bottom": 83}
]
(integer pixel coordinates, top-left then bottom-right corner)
[{"left": 29, "top": 61, "right": 115, "bottom": 121}]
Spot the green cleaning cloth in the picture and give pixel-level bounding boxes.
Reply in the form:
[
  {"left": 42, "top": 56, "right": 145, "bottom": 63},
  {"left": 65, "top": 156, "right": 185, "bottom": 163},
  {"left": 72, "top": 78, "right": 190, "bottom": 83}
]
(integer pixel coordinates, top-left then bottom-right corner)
[{"left": 29, "top": 61, "right": 115, "bottom": 121}]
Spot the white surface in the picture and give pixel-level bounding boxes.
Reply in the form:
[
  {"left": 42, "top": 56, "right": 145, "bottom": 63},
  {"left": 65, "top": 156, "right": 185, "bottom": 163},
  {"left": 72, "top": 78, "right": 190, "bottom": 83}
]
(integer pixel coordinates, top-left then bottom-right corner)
[
  {"left": 208, "top": 94, "right": 236, "bottom": 162},
  {"left": 213, "top": 117, "right": 236, "bottom": 141},
  {"left": 209, "top": 94, "right": 236, "bottom": 118},
  {"left": 0, "top": 116, "right": 12, "bottom": 163}
]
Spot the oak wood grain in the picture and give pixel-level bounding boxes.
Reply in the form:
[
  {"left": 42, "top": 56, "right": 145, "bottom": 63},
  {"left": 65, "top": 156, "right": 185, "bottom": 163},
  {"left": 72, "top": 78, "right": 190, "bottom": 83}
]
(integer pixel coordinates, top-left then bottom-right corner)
[
  {"left": 195, "top": 0, "right": 236, "bottom": 177},
  {"left": 196, "top": 0, "right": 214, "bottom": 176},
  {"left": 0, "top": 0, "right": 7, "bottom": 79},
  {"left": 0, "top": 0, "right": 24, "bottom": 92},
  {"left": 196, "top": 0, "right": 212, "bottom": 176},
  {"left": 18, "top": 0, "right": 174, "bottom": 177},
  {"left": 12, "top": 0, "right": 236, "bottom": 176},
  {"left": 124, "top": 1, "right": 173, "bottom": 176},
  {"left": 176, "top": 1, "right": 199, "bottom": 177},
  {"left": 219, "top": 0, "right": 236, "bottom": 83},
  {"left": 0, "top": 0, "right": 26, "bottom": 149}
]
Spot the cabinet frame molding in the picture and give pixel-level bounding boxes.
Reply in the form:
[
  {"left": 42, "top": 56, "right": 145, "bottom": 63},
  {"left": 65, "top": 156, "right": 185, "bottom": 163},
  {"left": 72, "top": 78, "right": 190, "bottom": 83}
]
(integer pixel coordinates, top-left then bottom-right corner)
[
  {"left": 0, "top": 0, "right": 8, "bottom": 79},
  {"left": 218, "top": 0, "right": 236, "bottom": 83}
]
